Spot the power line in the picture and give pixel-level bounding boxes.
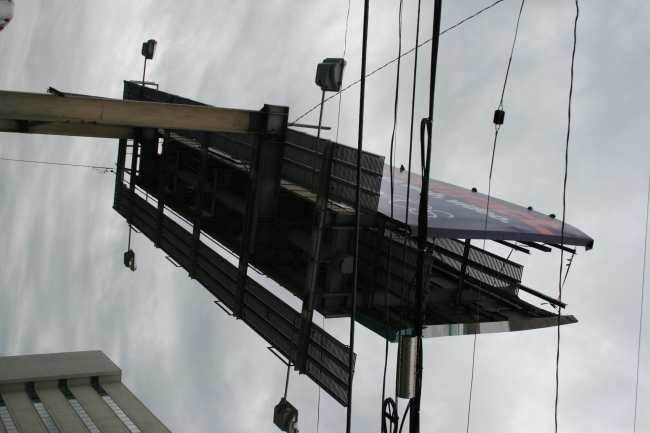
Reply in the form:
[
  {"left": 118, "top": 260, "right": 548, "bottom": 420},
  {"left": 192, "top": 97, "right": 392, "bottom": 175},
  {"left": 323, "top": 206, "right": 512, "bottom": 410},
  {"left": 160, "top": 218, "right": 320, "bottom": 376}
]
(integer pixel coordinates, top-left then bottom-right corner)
[
  {"left": 290, "top": 0, "right": 506, "bottom": 125},
  {"left": 465, "top": 2, "right": 526, "bottom": 431},
  {"left": 319, "top": 2, "right": 351, "bottom": 431},
  {"left": 0, "top": 157, "right": 115, "bottom": 173},
  {"left": 634, "top": 173, "right": 650, "bottom": 433},
  {"left": 383, "top": 0, "right": 403, "bottom": 424},
  {"left": 335, "top": 0, "right": 352, "bottom": 145},
  {"left": 555, "top": 2, "right": 579, "bottom": 432},
  {"left": 346, "top": 0, "right": 370, "bottom": 430}
]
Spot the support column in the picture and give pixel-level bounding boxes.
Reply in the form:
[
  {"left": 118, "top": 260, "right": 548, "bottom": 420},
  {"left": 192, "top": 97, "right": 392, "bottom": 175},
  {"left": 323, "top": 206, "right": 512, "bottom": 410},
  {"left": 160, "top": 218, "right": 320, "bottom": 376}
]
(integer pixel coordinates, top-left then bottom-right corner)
[
  {"left": 155, "top": 129, "right": 171, "bottom": 247},
  {"left": 113, "top": 138, "right": 128, "bottom": 211},
  {"left": 68, "top": 382, "right": 129, "bottom": 433},
  {"left": 100, "top": 379, "right": 171, "bottom": 433},
  {"left": 35, "top": 382, "right": 87, "bottom": 433},
  {"left": 0, "top": 390, "right": 48, "bottom": 433},
  {"left": 296, "top": 140, "right": 335, "bottom": 373},
  {"left": 189, "top": 133, "right": 209, "bottom": 278},
  {"left": 454, "top": 239, "right": 472, "bottom": 306},
  {"left": 234, "top": 104, "right": 289, "bottom": 318}
]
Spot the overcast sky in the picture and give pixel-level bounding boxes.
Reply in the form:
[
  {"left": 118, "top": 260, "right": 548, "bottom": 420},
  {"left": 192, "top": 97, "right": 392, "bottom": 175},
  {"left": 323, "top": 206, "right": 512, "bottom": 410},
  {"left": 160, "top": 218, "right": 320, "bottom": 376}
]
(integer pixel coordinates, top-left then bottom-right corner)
[{"left": 1, "top": 1, "right": 649, "bottom": 432}]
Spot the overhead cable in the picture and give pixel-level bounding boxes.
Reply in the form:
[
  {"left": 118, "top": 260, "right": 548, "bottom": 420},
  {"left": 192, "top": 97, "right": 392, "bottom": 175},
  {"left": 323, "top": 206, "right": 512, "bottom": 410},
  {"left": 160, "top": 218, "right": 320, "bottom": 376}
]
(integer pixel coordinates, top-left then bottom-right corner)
[
  {"left": 397, "top": 0, "right": 423, "bottom": 410},
  {"left": 555, "top": 3, "right": 579, "bottom": 433},
  {"left": 634, "top": 173, "right": 650, "bottom": 433},
  {"left": 319, "top": 3, "right": 351, "bottom": 431},
  {"left": 347, "top": 0, "right": 371, "bottom": 431},
  {"left": 0, "top": 157, "right": 115, "bottom": 173},
  {"left": 465, "top": 2, "right": 526, "bottom": 431},
  {"left": 290, "top": 0, "right": 507, "bottom": 125},
  {"left": 383, "top": 0, "right": 404, "bottom": 422}
]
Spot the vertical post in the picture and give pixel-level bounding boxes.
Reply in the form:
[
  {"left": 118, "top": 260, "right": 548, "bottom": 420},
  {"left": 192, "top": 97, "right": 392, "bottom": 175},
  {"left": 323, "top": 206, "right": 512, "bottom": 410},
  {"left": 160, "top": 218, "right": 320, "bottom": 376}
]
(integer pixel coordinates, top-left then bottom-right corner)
[
  {"left": 296, "top": 140, "right": 335, "bottom": 373},
  {"left": 454, "top": 239, "right": 471, "bottom": 306},
  {"left": 348, "top": 0, "right": 370, "bottom": 429},
  {"left": 311, "top": 90, "right": 326, "bottom": 189},
  {"left": 128, "top": 135, "right": 140, "bottom": 224},
  {"left": 190, "top": 133, "right": 209, "bottom": 278},
  {"left": 113, "top": 138, "right": 128, "bottom": 211},
  {"left": 411, "top": 1, "right": 443, "bottom": 433},
  {"left": 155, "top": 129, "right": 170, "bottom": 247},
  {"left": 234, "top": 135, "right": 265, "bottom": 318}
]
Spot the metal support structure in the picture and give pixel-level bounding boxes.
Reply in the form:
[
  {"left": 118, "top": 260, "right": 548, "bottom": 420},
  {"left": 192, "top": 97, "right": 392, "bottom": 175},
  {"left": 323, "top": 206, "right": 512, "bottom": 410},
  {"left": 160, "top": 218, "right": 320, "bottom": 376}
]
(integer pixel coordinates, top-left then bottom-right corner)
[
  {"left": 128, "top": 135, "right": 140, "bottom": 226},
  {"left": 296, "top": 140, "right": 336, "bottom": 373},
  {"left": 0, "top": 90, "right": 285, "bottom": 136},
  {"left": 113, "top": 138, "right": 128, "bottom": 211},
  {"left": 234, "top": 104, "right": 289, "bottom": 317},
  {"left": 310, "top": 90, "right": 326, "bottom": 189},
  {"left": 412, "top": 1, "right": 443, "bottom": 432},
  {"left": 234, "top": 135, "right": 263, "bottom": 317},
  {"left": 155, "top": 129, "right": 171, "bottom": 247},
  {"left": 454, "top": 239, "right": 471, "bottom": 307},
  {"left": 190, "top": 133, "right": 209, "bottom": 278}
]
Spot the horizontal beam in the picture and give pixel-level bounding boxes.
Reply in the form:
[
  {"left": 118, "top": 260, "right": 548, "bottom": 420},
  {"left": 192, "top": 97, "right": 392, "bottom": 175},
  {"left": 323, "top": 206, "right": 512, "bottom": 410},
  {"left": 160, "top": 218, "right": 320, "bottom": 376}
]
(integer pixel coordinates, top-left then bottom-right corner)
[
  {"left": 0, "top": 118, "right": 136, "bottom": 139},
  {"left": 0, "top": 90, "right": 257, "bottom": 134}
]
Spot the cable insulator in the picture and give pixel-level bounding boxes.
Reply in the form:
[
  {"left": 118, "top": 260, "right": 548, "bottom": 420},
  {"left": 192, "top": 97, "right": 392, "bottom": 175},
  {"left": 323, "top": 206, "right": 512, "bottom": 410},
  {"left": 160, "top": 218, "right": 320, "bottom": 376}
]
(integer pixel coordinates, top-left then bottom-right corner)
[{"left": 493, "top": 109, "right": 505, "bottom": 125}]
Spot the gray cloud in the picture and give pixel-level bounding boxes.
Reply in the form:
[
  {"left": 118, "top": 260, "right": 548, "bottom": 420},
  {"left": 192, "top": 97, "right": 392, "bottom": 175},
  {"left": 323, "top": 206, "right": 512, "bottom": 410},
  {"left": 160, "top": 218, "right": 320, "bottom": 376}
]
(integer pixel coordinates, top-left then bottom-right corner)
[{"left": 1, "top": 0, "right": 649, "bottom": 432}]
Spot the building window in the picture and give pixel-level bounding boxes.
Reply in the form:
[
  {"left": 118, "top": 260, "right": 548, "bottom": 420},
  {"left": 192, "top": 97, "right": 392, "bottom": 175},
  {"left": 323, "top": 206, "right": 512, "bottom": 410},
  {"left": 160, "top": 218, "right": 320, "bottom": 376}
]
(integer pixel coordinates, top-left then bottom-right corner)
[
  {"left": 58, "top": 380, "right": 102, "bottom": 433},
  {"left": 0, "top": 395, "right": 18, "bottom": 433},
  {"left": 90, "top": 377, "right": 141, "bottom": 433},
  {"left": 25, "top": 382, "right": 61, "bottom": 433}
]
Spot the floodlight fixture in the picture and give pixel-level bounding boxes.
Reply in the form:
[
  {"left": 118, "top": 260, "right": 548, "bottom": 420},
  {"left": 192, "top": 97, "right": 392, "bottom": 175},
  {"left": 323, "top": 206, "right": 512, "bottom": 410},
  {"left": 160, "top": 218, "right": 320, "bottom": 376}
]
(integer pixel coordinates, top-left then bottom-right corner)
[
  {"left": 315, "top": 58, "right": 346, "bottom": 92},
  {"left": 273, "top": 398, "right": 299, "bottom": 433},
  {"left": 124, "top": 249, "right": 137, "bottom": 272},
  {"left": 141, "top": 39, "right": 157, "bottom": 60}
]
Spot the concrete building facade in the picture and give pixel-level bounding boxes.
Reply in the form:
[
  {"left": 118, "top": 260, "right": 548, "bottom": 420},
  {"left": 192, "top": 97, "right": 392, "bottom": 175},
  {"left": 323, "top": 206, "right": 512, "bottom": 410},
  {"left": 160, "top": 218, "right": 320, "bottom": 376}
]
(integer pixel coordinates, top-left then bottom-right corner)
[{"left": 0, "top": 350, "right": 171, "bottom": 433}]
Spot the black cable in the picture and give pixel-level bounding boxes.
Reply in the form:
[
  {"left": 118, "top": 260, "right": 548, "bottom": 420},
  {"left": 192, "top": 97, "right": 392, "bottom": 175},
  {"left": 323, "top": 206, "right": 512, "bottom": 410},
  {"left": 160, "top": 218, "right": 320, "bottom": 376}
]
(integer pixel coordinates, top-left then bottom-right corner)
[
  {"left": 335, "top": 0, "right": 351, "bottom": 144},
  {"left": 0, "top": 157, "right": 115, "bottom": 173},
  {"left": 397, "top": 2, "right": 423, "bottom": 398},
  {"left": 634, "top": 173, "right": 650, "bottom": 433},
  {"left": 382, "top": 398, "right": 399, "bottom": 433},
  {"left": 347, "top": 0, "right": 370, "bottom": 431},
  {"left": 383, "top": 0, "right": 404, "bottom": 420},
  {"left": 498, "top": 0, "right": 525, "bottom": 109},
  {"left": 555, "top": 3, "right": 579, "bottom": 432},
  {"left": 465, "top": 3, "right": 526, "bottom": 431},
  {"left": 290, "top": 0, "right": 506, "bottom": 125},
  {"left": 398, "top": 401, "right": 411, "bottom": 433}
]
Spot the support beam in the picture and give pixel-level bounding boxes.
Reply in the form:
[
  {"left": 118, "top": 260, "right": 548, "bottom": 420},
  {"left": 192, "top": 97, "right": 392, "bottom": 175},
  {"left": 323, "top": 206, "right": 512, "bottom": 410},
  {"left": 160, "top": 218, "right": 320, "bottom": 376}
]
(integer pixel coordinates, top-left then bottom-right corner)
[
  {"left": 127, "top": 137, "right": 140, "bottom": 226},
  {"left": 521, "top": 241, "right": 552, "bottom": 253},
  {"left": 0, "top": 118, "right": 136, "bottom": 139},
  {"left": 155, "top": 130, "right": 171, "bottom": 247},
  {"left": 296, "top": 140, "right": 336, "bottom": 373},
  {"left": 0, "top": 90, "right": 288, "bottom": 135},
  {"left": 493, "top": 239, "right": 530, "bottom": 254},
  {"left": 113, "top": 138, "right": 128, "bottom": 211},
  {"left": 235, "top": 135, "right": 265, "bottom": 317},
  {"left": 454, "top": 239, "right": 472, "bottom": 307},
  {"left": 190, "top": 133, "right": 209, "bottom": 278}
]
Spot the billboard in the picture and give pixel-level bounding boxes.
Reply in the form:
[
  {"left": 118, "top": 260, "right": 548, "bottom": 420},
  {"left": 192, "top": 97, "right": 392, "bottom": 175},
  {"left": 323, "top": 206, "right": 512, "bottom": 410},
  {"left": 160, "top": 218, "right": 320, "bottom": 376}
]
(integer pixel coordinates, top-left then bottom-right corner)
[{"left": 377, "top": 165, "right": 594, "bottom": 249}]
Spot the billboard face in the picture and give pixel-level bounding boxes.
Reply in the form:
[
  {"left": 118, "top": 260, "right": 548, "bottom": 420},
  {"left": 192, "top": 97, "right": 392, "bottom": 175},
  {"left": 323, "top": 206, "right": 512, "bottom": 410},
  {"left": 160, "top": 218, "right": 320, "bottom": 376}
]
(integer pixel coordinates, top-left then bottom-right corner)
[{"left": 377, "top": 165, "right": 594, "bottom": 248}]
